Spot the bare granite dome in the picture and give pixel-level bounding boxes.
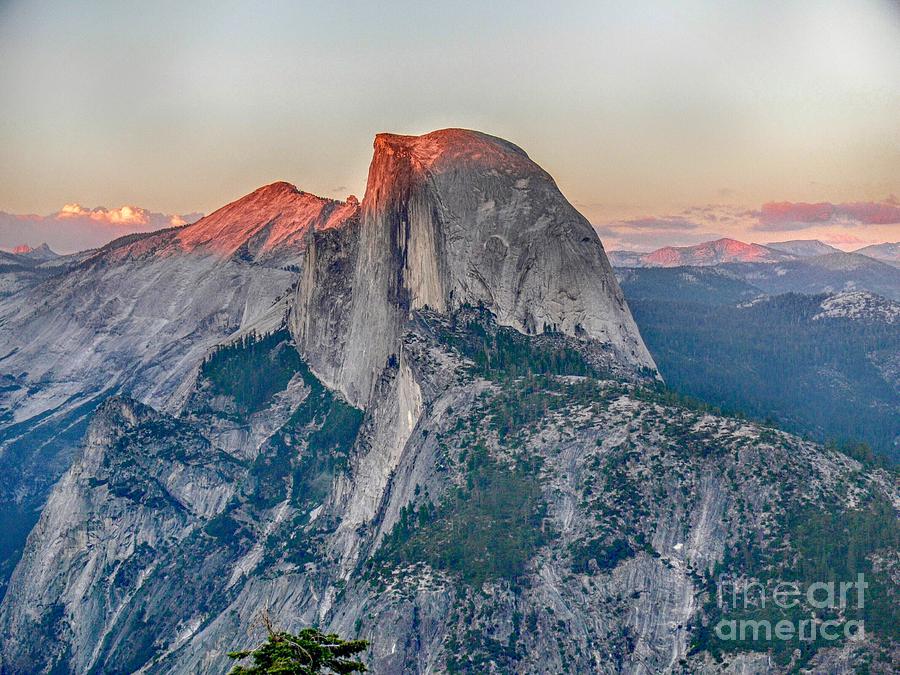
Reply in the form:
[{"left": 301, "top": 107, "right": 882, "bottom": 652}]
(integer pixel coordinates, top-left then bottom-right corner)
[{"left": 291, "top": 128, "right": 655, "bottom": 406}]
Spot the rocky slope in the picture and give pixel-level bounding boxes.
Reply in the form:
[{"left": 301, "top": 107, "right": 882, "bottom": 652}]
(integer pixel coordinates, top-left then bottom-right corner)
[
  {"left": 764, "top": 239, "right": 841, "bottom": 257},
  {"left": 291, "top": 129, "right": 654, "bottom": 406},
  {"left": 855, "top": 242, "right": 900, "bottom": 266},
  {"left": 813, "top": 291, "right": 900, "bottom": 324},
  {"left": 1, "top": 314, "right": 896, "bottom": 674},
  {"left": 0, "top": 183, "right": 358, "bottom": 597}
]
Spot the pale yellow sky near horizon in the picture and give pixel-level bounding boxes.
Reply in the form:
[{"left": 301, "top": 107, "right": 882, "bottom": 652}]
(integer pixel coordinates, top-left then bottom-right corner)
[{"left": 1, "top": 0, "right": 898, "bottom": 251}]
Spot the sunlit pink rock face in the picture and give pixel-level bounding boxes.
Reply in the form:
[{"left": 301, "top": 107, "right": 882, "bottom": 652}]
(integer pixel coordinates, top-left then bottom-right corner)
[
  {"left": 91, "top": 181, "right": 358, "bottom": 267},
  {"left": 292, "top": 128, "right": 656, "bottom": 406},
  {"left": 174, "top": 181, "right": 359, "bottom": 263},
  {"left": 641, "top": 237, "right": 791, "bottom": 267}
]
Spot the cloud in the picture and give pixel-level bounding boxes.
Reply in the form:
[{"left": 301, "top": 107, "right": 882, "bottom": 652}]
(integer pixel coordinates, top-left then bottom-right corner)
[
  {"left": 58, "top": 203, "right": 151, "bottom": 226},
  {"left": 753, "top": 198, "right": 900, "bottom": 231},
  {"left": 0, "top": 205, "right": 202, "bottom": 253},
  {"left": 594, "top": 213, "right": 719, "bottom": 251},
  {"left": 838, "top": 201, "right": 900, "bottom": 225},
  {"left": 590, "top": 196, "right": 898, "bottom": 252},
  {"left": 614, "top": 216, "right": 699, "bottom": 230},
  {"left": 821, "top": 233, "right": 866, "bottom": 245}
]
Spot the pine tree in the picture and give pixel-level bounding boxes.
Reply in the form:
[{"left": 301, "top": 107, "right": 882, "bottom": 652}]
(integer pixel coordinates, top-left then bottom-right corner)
[{"left": 229, "top": 612, "right": 369, "bottom": 674}]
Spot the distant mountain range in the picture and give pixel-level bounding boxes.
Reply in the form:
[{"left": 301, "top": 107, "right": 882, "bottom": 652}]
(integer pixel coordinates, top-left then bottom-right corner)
[
  {"left": 7, "top": 243, "right": 59, "bottom": 262},
  {"left": 855, "top": 241, "right": 900, "bottom": 264},
  {"left": 764, "top": 239, "right": 842, "bottom": 257},
  {"left": 609, "top": 239, "right": 900, "bottom": 300},
  {"left": 608, "top": 238, "right": 791, "bottom": 267},
  {"left": 609, "top": 237, "right": 900, "bottom": 268},
  {"left": 612, "top": 237, "right": 900, "bottom": 458},
  {"left": 0, "top": 243, "right": 66, "bottom": 297}
]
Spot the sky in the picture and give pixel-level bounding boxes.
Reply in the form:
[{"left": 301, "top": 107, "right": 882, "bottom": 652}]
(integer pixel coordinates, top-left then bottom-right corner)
[{"left": 1, "top": 0, "right": 899, "bottom": 252}]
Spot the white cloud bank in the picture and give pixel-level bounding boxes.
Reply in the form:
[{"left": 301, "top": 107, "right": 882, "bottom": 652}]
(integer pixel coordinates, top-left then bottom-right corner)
[{"left": 0, "top": 205, "right": 202, "bottom": 254}]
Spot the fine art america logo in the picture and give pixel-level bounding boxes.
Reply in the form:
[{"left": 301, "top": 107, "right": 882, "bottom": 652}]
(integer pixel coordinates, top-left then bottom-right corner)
[{"left": 715, "top": 575, "right": 868, "bottom": 642}]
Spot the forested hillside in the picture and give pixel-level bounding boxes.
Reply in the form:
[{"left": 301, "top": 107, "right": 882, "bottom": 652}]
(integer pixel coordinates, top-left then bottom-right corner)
[{"left": 619, "top": 268, "right": 899, "bottom": 461}]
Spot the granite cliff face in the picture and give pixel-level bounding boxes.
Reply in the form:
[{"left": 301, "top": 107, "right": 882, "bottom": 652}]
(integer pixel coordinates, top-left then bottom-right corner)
[
  {"left": 291, "top": 129, "right": 654, "bottom": 406},
  {"left": 0, "top": 398, "right": 245, "bottom": 674}
]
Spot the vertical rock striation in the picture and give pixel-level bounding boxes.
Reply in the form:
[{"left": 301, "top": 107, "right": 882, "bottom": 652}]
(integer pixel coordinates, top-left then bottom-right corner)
[{"left": 291, "top": 129, "right": 655, "bottom": 407}]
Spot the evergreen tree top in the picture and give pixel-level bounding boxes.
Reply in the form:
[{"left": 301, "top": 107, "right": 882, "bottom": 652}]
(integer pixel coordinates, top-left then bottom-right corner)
[{"left": 229, "top": 616, "right": 368, "bottom": 674}]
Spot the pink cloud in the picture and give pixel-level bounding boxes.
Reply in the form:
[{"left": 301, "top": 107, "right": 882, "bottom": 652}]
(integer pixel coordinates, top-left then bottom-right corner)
[
  {"left": 822, "top": 233, "right": 866, "bottom": 245},
  {"left": 593, "top": 198, "right": 898, "bottom": 252},
  {"left": 838, "top": 201, "right": 900, "bottom": 225},
  {"left": 0, "top": 205, "right": 202, "bottom": 253},
  {"left": 754, "top": 197, "right": 900, "bottom": 230},
  {"left": 58, "top": 203, "right": 152, "bottom": 226},
  {"left": 615, "top": 216, "right": 699, "bottom": 230},
  {"left": 758, "top": 201, "right": 834, "bottom": 224}
]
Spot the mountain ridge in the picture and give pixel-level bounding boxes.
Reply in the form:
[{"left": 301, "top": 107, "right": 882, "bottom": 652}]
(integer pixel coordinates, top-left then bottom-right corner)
[
  {"left": 173, "top": 181, "right": 359, "bottom": 264},
  {"left": 765, "top": 239, "right": 841, "bottom": 257},
  {"left": 9, "top": 242, "right": 59, "bottom": 260},
  {"left": 648, "top": 237, "right": 791, "bottom": 266},
  {"left": 609, "top": 237, "right": 898, "bottom": 268},
  {"left": 855, "top": 241, "right": 900, "bottom": 265},
  {"left": 609, "top": 237, "right": 792, "bottom": 267}
]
